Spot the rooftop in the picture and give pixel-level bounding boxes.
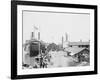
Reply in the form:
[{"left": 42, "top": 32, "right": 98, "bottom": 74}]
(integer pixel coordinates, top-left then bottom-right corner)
[
  {"left": 69, "top": 41, "right": 90, "bottom": 46},
  {"left": 65, "top": 47, "right": 88, "bottom": 55}
]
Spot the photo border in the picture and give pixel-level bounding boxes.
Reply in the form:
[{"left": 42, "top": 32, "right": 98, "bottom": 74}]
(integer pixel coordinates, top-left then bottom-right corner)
[{"left": 11, "top": 0, "right": 98, "bottom": 79}]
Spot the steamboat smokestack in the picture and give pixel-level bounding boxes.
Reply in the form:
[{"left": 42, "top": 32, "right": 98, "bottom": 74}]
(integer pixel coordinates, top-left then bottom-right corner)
[
  {"left": 38, "top": 32, "right": 40, "bottom": 40},
  {"left": 31, "top": 32, "right": 34, "bottom": 39},
  {"left": 62, "top": 36, "right": 64, "bottom": 48},
  {"left": 65, "top": 33, "right": 68, "bottom": 42}
]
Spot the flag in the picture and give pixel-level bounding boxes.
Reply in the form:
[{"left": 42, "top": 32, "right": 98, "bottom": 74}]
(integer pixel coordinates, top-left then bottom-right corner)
[{"left": 34, "top": 26, "right": 38, "bottom": 30}]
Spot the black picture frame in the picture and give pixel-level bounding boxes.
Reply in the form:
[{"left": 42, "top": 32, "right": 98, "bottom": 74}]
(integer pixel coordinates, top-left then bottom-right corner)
[{"left": 11, "top": 0, "right": 98, "bottom": 79}]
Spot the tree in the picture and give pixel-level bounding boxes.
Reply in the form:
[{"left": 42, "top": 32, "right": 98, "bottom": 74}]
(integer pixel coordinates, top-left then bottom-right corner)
[{"left": 47, "top": 43, "right": 57, "bottom": 52}]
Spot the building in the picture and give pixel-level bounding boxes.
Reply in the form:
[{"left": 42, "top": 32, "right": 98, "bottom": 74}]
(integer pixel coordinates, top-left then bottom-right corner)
[
  {"left": 69, "top": 41, "right": 90, "bottom": 48},
  {"left": 65, "top": 47, "right": 89, "bottom": 62},
  {"left": 23, "top": 31, "right": 46, "bottom": 68},
  {"left": 62, "top": 33, "right": 90, "bottom": 63},
  {"left": 62, "top": 33, "right": 90, "bottom": 48}
]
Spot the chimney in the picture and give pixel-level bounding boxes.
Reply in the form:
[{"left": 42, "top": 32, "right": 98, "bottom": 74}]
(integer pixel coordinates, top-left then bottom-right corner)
[
  {"left": 80, "top": 39, "right": 82, "bottom": 42},
  {"left": 65, "top": 33, "right": 68, "bottom": 42},
  {"left": 62, "top": 36, "right": 64, "bottom": 48},
  {"left": 38, "top": 32, "right": 40, "bottom": 40},
  {"left": 31, "top": 32, "right": 34, "bottom": 39}
]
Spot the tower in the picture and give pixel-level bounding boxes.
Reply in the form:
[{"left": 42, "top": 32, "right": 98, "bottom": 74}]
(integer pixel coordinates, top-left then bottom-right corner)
[
  {"left": 38, "top": 32, "right": 40, "bottom": 40},
  {"left": 65, "top": 33, "right": 69, "bottom": 47},
  {"left": 63, "top": 33, "right": 69, "bottom": 48},
  {"left": 65, "top": 32, "right": 68, "bottom": 42},
  {"left": 31, "top": 32, "right": 34, "bottom": 40},
  {"left": 62, "top": 36, "right": 64, "bottom": 48}
]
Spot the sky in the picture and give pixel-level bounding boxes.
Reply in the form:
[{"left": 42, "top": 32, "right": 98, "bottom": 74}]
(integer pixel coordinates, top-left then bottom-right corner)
[{"left": 23, "top": 11, "right": 90, "bottom": 44}]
